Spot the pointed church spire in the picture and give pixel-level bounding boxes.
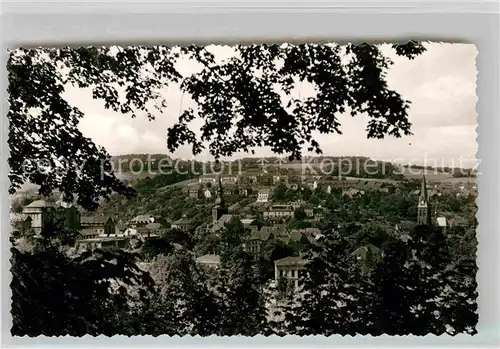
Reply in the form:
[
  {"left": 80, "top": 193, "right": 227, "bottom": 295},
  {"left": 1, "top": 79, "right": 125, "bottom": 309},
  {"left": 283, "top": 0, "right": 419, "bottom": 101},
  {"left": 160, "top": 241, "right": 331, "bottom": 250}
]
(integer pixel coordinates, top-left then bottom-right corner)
[
  {"left": 213, "top": 175, "right": 227, "bottom": 222},
  {"left": 420, "top": 174, "right": 428, "bottom": 202},
  {"left": 417, "top": 174, "right": 431, "bottom": 225},
  {"left": 214, "top": 175, "right": 225, "bottom": 206}
]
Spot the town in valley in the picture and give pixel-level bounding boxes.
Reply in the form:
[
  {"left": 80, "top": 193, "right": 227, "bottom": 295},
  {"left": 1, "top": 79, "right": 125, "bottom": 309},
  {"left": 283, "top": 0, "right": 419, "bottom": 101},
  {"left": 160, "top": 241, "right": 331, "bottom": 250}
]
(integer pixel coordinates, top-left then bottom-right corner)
[{"left": 10, "top": 156, "right": 477, "bottom": 305}]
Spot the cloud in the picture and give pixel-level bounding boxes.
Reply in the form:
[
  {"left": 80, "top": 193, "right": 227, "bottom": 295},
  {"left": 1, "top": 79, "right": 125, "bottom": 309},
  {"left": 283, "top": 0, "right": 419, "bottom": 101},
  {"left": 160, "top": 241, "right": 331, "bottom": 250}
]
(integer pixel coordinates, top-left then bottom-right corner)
[{"left": 66, "top": 42, "right": 477, "bottom": 166}]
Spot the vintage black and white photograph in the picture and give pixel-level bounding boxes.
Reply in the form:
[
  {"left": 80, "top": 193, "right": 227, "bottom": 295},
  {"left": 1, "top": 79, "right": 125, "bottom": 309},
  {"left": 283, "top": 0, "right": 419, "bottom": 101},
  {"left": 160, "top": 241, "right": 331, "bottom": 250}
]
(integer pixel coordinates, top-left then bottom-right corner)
[{"left": 8, "top": 42, "right": 478, "bottom": 336}]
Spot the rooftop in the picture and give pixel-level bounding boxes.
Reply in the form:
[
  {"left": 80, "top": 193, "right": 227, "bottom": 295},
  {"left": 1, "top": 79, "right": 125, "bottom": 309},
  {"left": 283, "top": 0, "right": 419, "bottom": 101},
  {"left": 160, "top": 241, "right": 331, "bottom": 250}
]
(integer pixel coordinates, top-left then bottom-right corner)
[
  {"left": 80, "top": 228, "right": 100, "bottom": 237},
  {"left": 130, "top": 215, "right": 154, "bottom": 223},
  {"left": 275, "top": 256, "right": 309, "bottom": 266},
  {"left": 173, "top": 218, "right": 192, "bottom": 225},
  {"left": 145, "top": 222, "right": 164, "bottom": 230},
  {"left": 79, "top": 236, "right": 128, "bottom": 242},
  {"left": 195, "top": 254, "right": 221, "bottom": 264},
  {"left": 24, "top": 200, "right": 53, "bottom": 209},
  {"left": 436, "top": 217, "right": 447, "bottom": 227}
]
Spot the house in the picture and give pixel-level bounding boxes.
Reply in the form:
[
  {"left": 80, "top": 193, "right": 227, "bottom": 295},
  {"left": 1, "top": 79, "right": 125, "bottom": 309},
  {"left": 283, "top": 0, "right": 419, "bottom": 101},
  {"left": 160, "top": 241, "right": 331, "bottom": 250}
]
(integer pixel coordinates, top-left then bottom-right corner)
[
  {"left": 289, "top": 200, "right": 305, "bottom": 210},
  {"left": 145, "top": 222, "right": 167, "bottom": 236},
  {"left": 262, "top": 224, "right": 289, "bottom": 237},
  {"left": 274, "top": 256, "right": 309, "bottom": 290},
  {"left": 240, "top": 218, "right": 255, "bottom": 226},
  {"left": 245, "top": 175, "right": 258, "bottom": 184},
  {"left": 263, "top": 205, "right": 295, "bottom": 221},
  {"left": 312, "top": 207, "right": 328, "bottom": 220},
  {"left": 221, "top": 176, "right": 238, "bottom": 185},
  {"left": 258, "top": 174, "right": 274, "bottom": 186},
  {"left": 22, "top": 199, "right": 55, "bottom": 234},
  {"left": 222, "top": 184, "right": 240, "bottom": 196},
  {"left": 171, "top": 218, "right": 192, "bottom": 232},
  {"left": 77, "top": 228, "right": 100, "bottom": 240},
  {"left": 352, "top": 244, "right": 383, "bottom": 261},
  {"left": 364, "top": 182, "right": 390, "bottom": 193},
  {"left": 244, "top": 229, "right": 274, "bottom": 255},
  {"left": 195, "top": 254, "right": 221, "bottom": 268},
  {"left": 450, "top": 216, "right": 468, "bottom": 228},
  {"left": 342, "top": 188, "right": 365, "bottom": 198},
  {"left": 128, "top": 215, "right": 154, "bottom": 227},
  {"left": 436, "top": 216, "right": 448, "bottom": 231},
  {"left": 257, "top": 188, "right": 271, "bottom": 203},
  {"left": 352, "top": 244, "right": 384, "bottom": 273},
  {"left": 303, "top": 205, "right": 314, "bottom": 218},
  {"left": 395, "top": 220, "right": 417, "bottom": 234},
  {"left": 211, "top": 214, "right": 234, "bottom": 233},
  {"left": 199, "top": 174, "right": 218, "bottom": 184},
  {"left": 115, "top": 219, "right": 127, "bottom": 235},
  {"left": 124, "top": 226, "right": 150, "bottom": 238},
  {"left": 187, "top": 184, "right": 202, "bottom": 199},
  {"left": 246, "top": 225, "right": 260, "bottom": 233},
  {"left": 80, "top": 216, "right": 115, "bottom": 236},
  {"left": 238, "top": 187, "right": 250, "bottom": 196},
  {"left": 291, "top": 227, "right": 321, "bottom": 237},
  {"left": 228, "top": 202, "right": 240, "bottom": 213},
  {"left": 273, "top": 175, "right": 288, "bottom": 185},
  {"left": 289, "top": 230, "right": 311, "bottom": 246},
  {"left": 203, "top": 188, "right": 212, "bottom": 199}
]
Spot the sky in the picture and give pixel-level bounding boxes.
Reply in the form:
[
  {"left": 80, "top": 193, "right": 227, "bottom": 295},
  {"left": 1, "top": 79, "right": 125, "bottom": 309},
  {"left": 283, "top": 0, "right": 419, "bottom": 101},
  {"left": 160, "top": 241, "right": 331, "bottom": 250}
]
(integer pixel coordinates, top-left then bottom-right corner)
[{"left": 64, "top": 42, "right": 478, "bottom": 168}]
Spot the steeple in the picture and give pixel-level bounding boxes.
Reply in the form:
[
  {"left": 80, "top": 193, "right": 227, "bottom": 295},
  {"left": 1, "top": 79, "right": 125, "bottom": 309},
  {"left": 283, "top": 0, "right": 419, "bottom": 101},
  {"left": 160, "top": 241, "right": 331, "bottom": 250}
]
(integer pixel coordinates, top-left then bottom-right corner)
[
  {"left": 417, "top": 175, "right": 431, "bottom": 225},
  {"left": 420, "top": 174, "right": 428, "bottom": 202},
  {"left": 212, "top": 175, "right": 227, "bottom": 222},
  {"left": 214, "top": 175, "right": 225, "bottom": 206}
]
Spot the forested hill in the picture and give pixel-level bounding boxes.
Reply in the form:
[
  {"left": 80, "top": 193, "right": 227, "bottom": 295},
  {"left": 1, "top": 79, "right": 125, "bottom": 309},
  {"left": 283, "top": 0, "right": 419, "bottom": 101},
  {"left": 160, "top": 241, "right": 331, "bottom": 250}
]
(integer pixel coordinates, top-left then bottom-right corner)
[{"left": 111, "top": 154, "right": 173, "bottom": 172}]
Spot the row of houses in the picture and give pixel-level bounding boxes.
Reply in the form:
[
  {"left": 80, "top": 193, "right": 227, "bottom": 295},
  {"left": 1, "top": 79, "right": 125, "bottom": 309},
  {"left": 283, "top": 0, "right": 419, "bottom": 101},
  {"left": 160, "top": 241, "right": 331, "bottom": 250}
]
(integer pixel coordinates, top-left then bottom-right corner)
[
  {"left": 9, "top": 198, "right": 171, "bottom": 250},
  {"left": 197, "top": 174, "right": 395, "bottom": 198},
  {"left": 186, "top": 183, "right": 251, "bottom": 199},
  {"left": 244, "top": 225, "right": 323, "bottom": 255},
  {"left": 263, "top": 202, "right": 329, "bottom": 222},
  {"left": 10, "top": 199, "right": 81, "bottom": 235}
]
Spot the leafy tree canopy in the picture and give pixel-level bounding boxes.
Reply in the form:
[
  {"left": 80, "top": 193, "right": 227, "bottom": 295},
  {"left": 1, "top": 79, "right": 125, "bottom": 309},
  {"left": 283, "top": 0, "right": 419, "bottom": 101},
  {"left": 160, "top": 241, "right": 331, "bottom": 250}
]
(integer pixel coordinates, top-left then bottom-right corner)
[{"left": 8, "top": 42, "right": 425, "bottom": 210}]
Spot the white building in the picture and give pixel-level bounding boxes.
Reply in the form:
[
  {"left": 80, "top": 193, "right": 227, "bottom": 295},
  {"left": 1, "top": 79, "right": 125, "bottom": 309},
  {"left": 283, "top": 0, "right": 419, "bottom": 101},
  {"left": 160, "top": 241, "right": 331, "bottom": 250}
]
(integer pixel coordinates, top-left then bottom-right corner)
[
  {"left": 274, "top": 256, "right": 308, "bottom": 291},
  {"left": 221, "top": 176, "right": 238, "bottom": 185},
  {"left": 22, "top": 199, "right": 55, "bottom": 233},
  {"left": 264, "top": 205, "right": 295, "bottom": 221},
  {"left": 199, "top": 174, "right": 218, "bottom": 184},
  {"left": 257, "top": 188, "right": 271, "bottom": 203},
  {"left": 436, "top": 216, "right": 448, "bottom": 228},
  {"left": 195, "top": 254, "right": 221, "bottom": 269},
  {"left": 128, "top": 215, "right": 154, "bottom": 227}
]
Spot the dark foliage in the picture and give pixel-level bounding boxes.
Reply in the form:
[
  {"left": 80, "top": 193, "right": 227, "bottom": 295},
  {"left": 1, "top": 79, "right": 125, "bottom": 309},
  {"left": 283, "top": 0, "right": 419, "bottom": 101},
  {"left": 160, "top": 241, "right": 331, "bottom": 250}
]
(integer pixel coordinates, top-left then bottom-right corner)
[{"left": 8, "top": 42, "right": 425, "bottom": 210}]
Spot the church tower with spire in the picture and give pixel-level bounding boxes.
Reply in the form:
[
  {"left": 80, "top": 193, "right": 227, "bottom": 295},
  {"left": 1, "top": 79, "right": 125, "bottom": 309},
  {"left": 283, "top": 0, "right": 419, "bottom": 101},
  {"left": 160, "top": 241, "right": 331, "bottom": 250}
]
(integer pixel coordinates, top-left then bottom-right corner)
[
  {"left": 417, "top": 175, "right": 431, "bottom": 225},
  {"left": 212, "top": 176, "right": 228, "bottom": 223}
]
